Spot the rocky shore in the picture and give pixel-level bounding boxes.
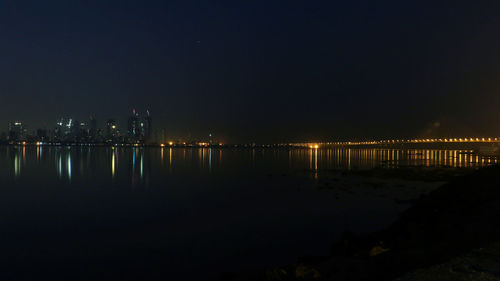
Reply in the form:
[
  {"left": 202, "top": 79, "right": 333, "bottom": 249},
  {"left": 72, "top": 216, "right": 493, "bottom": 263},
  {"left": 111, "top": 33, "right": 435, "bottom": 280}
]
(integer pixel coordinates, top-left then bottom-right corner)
[{"left": 212, "top": 165, "right": 500, "bottom": 281}]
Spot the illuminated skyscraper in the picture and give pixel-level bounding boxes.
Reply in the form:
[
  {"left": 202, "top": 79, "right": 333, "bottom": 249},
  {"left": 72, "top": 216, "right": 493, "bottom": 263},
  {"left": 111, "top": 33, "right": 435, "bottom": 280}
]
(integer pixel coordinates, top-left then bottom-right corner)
[
  {"left": 54, "top": 118, "right": 75, "bottom": 142},
  {"left": 8, "top": 121, "right": 25, "bottom": 142},
  {"left": 127, "top": 109, "right": 140, "bottom": 142},
  {"left": 78, "top": 121, "right": 88, "bottom": 141},
  {"left": 127, "top": 109, "right": 152, "bottom": 143},
  {"left": 106, "top": 119, "right": 119, "bottom": 142}
]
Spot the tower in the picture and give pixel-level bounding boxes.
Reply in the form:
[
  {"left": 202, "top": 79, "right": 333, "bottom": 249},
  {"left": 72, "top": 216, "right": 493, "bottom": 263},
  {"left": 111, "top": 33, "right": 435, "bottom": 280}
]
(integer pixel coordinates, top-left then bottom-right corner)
[
  {"left": 127, "top": 109, "right": 140, "bottom": 143},
  {"left": 8, "top": 121, "right": 25, "bottom": 142},
  {"left": 106, "top": 119, "right": 118, "bottom": 142},
  {"left": 89, "top": 114, "right": 97, "bottom": 142},
  {"left": 145, "top": 110, "right": 152, "bottom": 143}
]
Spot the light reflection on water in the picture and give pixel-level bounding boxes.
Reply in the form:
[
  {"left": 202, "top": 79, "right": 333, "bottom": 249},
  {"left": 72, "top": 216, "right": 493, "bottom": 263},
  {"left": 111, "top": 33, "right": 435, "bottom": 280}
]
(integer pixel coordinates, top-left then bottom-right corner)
[
  {"left": 0, "top": 145, "right": 496, "bottom": 281},
  {"left": 0, "top": 146, "right": 496, "bottom": 185}
]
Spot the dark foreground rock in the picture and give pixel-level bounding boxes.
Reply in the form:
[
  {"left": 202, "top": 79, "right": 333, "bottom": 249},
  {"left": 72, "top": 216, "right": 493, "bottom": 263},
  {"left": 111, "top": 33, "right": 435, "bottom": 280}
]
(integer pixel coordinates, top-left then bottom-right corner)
[
  {"left": 212, "top": 165, "right": 500, "bottom": 281},
  {"left": 396, "top": 242, "right": 500, "bottom": 281}
]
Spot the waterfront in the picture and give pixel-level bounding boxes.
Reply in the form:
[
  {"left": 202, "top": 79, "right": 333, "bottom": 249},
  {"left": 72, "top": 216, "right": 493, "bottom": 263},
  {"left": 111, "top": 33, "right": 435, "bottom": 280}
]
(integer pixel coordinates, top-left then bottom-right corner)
[
  {"left": 2, "top": 146, "right": 496, "bottom": 182},
  {"left": 0, "top": 146, "right": 497, "bottom": 280}
]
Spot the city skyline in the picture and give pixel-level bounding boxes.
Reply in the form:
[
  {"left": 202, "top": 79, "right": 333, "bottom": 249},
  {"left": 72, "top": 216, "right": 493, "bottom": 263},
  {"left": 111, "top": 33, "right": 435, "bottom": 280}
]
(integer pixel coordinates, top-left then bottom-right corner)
[
  {"left": 2, "top": 1, "right": 500, "bottom": 143},
  {"left": 4, "top": 108, "right": 500, "bottom": 146},
  {"left": 2, "top": 108, "right": 229, "bottom": 145}
]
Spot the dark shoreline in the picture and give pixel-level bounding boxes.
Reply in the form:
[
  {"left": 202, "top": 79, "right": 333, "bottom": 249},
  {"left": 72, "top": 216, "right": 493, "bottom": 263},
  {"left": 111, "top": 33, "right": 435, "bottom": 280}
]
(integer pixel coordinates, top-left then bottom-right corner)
[{"left": 212, "top": 165, "right": 500, "bottom": 280}]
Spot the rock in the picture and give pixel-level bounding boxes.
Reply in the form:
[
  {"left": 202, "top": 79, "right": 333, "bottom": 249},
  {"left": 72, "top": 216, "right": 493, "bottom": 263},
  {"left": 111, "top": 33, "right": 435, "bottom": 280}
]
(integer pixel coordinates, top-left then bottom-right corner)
[{"left": 369, "top": 245, "right": 390, "bottom": 257}]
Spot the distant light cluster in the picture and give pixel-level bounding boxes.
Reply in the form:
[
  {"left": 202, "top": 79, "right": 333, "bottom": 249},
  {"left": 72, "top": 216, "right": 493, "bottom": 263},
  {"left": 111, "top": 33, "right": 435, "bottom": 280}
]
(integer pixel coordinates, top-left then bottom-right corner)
[
  {"left": 0, "top": 109, "right": 221, "bottom": 147},
  {"left": 294, "top": 137, "right": 500, "bottom": 149}
]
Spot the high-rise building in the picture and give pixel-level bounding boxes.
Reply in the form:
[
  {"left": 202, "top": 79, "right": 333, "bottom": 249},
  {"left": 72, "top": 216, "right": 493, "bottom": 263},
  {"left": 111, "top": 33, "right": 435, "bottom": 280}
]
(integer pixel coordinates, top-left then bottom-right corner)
[
  {"left": 76, "top": 121, "right": 88, "bottom": 142},
  {"left": 161, "top": 128, "right": 167, "bottom": 144},
  {"left": 127, "top": 109, "right": 140, "bottom": 142},
  {"left": 127, "top": 109, "right": 152, "bottom": 143},
  {"left": 54, "top": 118, "right": 76, "bottom": 142},
  {"left": 106, "top": 119, "right": 119, "bottom": 142},
  {"left": 89, "top": 114, "right": 97, "bottom": 142},
  {"left": 8, "top": 122, "right": 25, "bottom": 142},
  {"left": 145, "top": 110, "right": 153, "bottom": 143},
  {"left": 55, "top": 119, "right": 64, "bottom": 141},
  {"left": 71, "top": 119, "right": 81, "bottom": 142},
  {"left": 0, "top": 132, "right": 7, "bottom": 142},
  {"left": 36, "top": 129, "right": 48, "bottom": 142}
]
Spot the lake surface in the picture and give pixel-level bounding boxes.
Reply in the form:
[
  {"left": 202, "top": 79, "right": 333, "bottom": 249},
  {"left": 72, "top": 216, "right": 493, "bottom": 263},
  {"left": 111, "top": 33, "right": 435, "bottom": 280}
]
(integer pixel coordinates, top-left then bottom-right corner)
[{"left": 0, "top": 145, "right": 495, "bottom": 280}]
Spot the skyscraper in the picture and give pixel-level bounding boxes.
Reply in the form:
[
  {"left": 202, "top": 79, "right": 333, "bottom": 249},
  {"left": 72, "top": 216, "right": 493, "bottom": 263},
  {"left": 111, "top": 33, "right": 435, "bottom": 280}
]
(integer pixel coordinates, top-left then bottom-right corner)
[
  {"left": 36, "top": 128, "right": 47, "bottom": 142},
  {"left": 106, "top": 119, "right": 118, "bottom": 142},
  {"left": 127, "top": 109, "right": 140, "bottom": 143},
  {"left": 89, "top": 114, "right": 97, "bottom": 142},
  {"left": 8, "top": 122, "right": 25, "bottom": 142},
  {"left": 145, "top": 110, "right": 152, "bottom": 143},
  {"left": 127, "top": 109, "right": 153, "bottom": 143},
  {"left": 161, "top": 128, "right": 167, "bottom": 144}
]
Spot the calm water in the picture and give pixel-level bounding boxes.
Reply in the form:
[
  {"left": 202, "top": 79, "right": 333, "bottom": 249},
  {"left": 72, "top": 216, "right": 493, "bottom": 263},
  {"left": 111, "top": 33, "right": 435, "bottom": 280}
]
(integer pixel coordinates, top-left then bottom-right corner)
[{"left": 0, "top": 146, "right": 494, "bottom": 280}]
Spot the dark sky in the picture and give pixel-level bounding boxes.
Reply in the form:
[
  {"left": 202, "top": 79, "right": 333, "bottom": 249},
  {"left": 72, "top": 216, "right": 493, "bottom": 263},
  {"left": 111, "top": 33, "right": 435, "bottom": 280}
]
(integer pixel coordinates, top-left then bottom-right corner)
[{"left": 1, "top": 1, "right": 500, "bottom": 143}]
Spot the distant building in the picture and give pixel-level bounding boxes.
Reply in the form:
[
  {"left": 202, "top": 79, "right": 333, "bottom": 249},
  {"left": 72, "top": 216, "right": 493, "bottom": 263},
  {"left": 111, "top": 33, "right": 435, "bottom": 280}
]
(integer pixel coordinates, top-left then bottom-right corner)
[
  {"left": 71, "top": 120, "right": 82, "bottom": 141},
  {"left": 161, "top": 128, "right": 167, "bottom": 144},
  {"left": 54, "top": 120, "right": 64, "bottom": 141},
  {"left": 127, "top": 109, "right": 140, "bottom": 142},
  {"left": 89, "top": 115, "right": 97, "bottom": 142},
  {"left": 54, "top": 118, "right": 79, "bottom": 142},
  {"left": 36, "top": 129, "right": 48, "bottom": 142},
  {"left": 8, "top": 122, "right": 26, "bottom": 142},
  {"left": 145, "top": 110, "right": 153, "bottom": 143},
  {"left": 127, "top": 109, "right": 152, "bottom": 143},
  {"left": 75, "top": 121, "right": 88, "bottom": 142},
  {"left": 105, "top": 119, "right": 119, "bottom": 142},
  {"left": 0, "top": 132, "right": 7, "bottom": 142},
  {"left": 55, "top": 118, "right": 68, "bottom": 141}
]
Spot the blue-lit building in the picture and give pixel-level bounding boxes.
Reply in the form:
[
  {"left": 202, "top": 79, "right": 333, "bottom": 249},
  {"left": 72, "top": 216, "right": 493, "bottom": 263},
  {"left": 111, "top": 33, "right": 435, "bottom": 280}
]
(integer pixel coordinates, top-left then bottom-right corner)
[
  {"left": 127, "top": 109, "right": 140, "bottom": 142},
  {"left": 127, "top": 109, "right": 152, "bottom": 143}
]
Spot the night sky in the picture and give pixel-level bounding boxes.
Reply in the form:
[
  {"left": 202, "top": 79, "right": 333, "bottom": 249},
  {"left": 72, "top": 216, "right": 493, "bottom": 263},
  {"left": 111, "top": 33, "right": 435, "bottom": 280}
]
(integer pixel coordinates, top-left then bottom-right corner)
[{"left": 1, "top": 1, "right": 500, "bottom": 143}]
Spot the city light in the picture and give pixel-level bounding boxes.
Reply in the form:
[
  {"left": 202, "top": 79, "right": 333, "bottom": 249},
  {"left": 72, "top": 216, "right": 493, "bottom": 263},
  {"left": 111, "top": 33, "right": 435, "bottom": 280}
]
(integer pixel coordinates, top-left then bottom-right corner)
[
  {"left": 2, "top": 112, "right": 500, "bottom": 149},
  {"left": 293, "top": 137, "right": 500, "bottom": 148}
]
